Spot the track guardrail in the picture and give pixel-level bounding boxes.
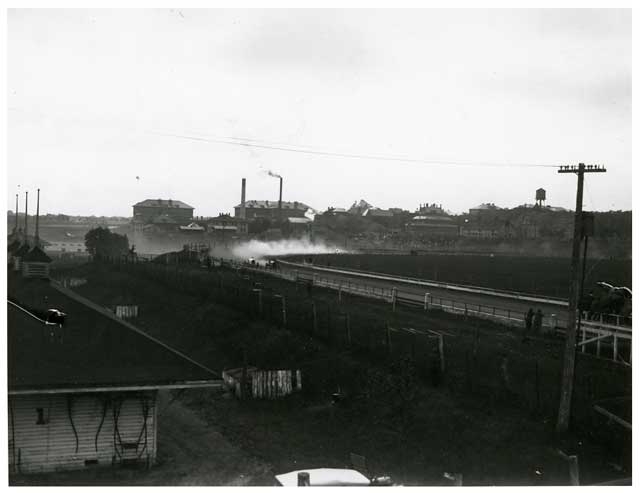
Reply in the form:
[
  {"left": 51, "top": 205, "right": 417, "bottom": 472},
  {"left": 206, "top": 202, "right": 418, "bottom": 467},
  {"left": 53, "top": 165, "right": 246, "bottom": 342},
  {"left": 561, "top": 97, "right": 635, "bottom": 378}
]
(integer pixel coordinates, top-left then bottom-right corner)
[{"left": 278, "top": 260, "right": 569, "bottom": 307}]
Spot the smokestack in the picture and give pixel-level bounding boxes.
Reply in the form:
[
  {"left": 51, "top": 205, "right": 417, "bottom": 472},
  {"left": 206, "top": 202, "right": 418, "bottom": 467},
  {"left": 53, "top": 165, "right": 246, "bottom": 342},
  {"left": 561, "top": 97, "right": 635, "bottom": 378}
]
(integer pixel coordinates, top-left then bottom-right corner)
[
  {"left": 240, "top": 178, "right": 246, "bottom": 219},
  {"left": 35, "top": 188, "right": 40, "bottom": 245},
  {"left": 14, "top": 193, "right": 18, "bottom": 233},
  {"left": 278, "top": 177, "right": 283, "bottom": 222},
  {"left": 24, "top": 191, "right": 28, "bottom": 243}
]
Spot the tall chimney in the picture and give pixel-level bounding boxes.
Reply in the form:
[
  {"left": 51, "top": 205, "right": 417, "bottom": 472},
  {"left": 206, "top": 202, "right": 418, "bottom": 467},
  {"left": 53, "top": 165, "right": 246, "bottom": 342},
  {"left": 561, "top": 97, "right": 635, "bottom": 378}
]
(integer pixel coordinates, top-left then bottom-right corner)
[
  {"left": 278, "top": 177, "right": 283, "bottom": 222},
  {"left": 240, "top": 178, "right": 246, "bottom": 219},
  {"left": 24, "top": 191, "right": 28, "bottom": 243},
  {"left": 35, "top": 188, "right": 40, "bottom": 245},
  {"left": 14, "top": 193, "right": 18, "bottom": 233}
]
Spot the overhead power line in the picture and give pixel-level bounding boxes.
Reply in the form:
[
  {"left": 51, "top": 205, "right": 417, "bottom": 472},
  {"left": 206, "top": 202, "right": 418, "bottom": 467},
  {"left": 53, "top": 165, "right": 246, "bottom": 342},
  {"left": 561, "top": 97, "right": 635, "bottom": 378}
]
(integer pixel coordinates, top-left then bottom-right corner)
[{"left": 150, "top": 130, "right": 560, "bottom": 169}]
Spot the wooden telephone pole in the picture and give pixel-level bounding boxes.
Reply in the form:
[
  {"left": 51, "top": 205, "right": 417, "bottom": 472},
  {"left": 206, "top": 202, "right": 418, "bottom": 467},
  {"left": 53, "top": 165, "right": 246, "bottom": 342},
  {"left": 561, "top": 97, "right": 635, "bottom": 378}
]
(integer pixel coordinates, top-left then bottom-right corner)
[{"left": 556, "top": 163, "right": 606, "bottom": 433}]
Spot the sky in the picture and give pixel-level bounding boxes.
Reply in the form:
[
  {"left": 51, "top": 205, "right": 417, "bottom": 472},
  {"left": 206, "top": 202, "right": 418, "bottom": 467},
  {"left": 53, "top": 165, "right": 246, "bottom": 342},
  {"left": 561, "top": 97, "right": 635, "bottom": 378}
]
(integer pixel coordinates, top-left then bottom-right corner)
[{"left": 7, "top": 8, "right": 632, "bottom": 217}]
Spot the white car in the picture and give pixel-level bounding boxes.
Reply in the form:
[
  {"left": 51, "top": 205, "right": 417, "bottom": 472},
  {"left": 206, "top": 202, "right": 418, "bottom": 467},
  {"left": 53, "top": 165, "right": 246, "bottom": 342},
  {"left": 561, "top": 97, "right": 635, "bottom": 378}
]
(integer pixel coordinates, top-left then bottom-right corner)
[{"left": 275, "top": 468, "right": 393, "bottom": 487}]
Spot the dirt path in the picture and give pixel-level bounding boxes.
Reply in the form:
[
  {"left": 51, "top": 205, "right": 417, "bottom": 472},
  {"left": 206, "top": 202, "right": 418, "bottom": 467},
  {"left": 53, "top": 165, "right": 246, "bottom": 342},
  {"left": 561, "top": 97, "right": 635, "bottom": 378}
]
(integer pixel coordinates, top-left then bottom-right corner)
[
  {"left": 152, "top": 390, "right": 274, "bottom": 486},
  {"left": 10, "top": 390, "right": 274, "bottom": 486}
]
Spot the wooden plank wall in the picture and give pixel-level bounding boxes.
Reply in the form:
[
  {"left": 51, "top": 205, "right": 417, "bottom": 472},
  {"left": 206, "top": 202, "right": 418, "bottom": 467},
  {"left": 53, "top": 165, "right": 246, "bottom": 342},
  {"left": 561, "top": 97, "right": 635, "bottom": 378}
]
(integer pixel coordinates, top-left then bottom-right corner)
[
  {"left": 8, "top": 391, "right": 157, "bottom": 474},
  {"left": 251, "top": 370, "right": 302, "bottom": 399}
]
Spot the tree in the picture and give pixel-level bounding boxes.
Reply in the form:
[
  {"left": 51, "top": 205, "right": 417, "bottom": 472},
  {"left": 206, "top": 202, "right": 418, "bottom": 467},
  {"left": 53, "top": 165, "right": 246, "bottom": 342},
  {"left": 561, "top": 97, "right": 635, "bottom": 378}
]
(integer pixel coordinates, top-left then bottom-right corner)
[{"left": 84, "top": 227, "right": 129, "bottom": 260}]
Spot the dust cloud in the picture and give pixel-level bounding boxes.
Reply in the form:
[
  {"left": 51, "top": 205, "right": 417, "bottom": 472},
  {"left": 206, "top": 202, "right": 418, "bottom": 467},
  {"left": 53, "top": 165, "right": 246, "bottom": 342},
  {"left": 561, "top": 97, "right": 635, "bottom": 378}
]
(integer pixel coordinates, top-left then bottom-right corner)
[{"left": 231, "top": 239, "right": 346, "bottom": 260}]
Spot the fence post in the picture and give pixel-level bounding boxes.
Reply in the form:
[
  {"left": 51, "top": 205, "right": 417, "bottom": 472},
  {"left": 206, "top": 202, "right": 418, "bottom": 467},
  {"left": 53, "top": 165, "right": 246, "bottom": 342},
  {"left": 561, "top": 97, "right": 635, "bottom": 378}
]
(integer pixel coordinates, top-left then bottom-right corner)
[
  {"left": 438, "top": 333, "right": 445, "bottom": 374},
  {"left": 241, "top": 348, "right": 248, "bottom": 400},
  {"left": 424, "top": 292, "right": 429, "bottom": 311},
  {"left": 568, "top": 456, "right": 579, "bottom": 485},
  {"left": 411, "top": 329, "right": 416, "bottom": 361},
  {"left": 312, "top": 302, "right": 317, "bottom": 334},
  {"left": 535, "top": 360, "right": 540, "bottom": 412},
  {"left": 613, "top": 332, "right": 618, "bottom": 362},
  {"left": 386, "top": 323, "right": 392, "bottom": 356},
  {"left": 392, "top": 288, "right": 397, "bottom": 312},
  {"left": 253, "top": 288, "right": 263, "bottom": 316},
  {"left": 281, "top": 295, "right": 287, "bottom": 328},
  {"left": 346, "top": 314, "right": 351, "bottom": 348},
  {"left": 581, "top": 325, "right": 586, "bottom": 353}
]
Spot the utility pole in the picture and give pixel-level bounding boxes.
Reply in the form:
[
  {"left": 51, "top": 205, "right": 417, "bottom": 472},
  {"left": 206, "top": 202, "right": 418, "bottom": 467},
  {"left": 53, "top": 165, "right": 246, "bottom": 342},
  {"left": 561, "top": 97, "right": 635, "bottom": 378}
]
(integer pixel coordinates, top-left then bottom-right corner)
[
  {"left": 14, "top": 194, "right": 19, "bottom": 233},
  {"left": 24, "top": 191, "right": 28, "bottom": 243},
  {"left": 556, "top": 163, "right": 606, "bottom": 433}
]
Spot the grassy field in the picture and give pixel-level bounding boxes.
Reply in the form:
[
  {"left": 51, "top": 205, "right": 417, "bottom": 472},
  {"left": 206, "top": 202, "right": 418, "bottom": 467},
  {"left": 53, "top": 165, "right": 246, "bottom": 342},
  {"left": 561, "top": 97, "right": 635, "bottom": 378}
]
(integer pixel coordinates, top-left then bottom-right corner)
[
  {"left": 49, "top": 260, "right": 632, "bottom": 485},
  {"left": 289, "top": 253, "right": 632, "bottom": 298}
]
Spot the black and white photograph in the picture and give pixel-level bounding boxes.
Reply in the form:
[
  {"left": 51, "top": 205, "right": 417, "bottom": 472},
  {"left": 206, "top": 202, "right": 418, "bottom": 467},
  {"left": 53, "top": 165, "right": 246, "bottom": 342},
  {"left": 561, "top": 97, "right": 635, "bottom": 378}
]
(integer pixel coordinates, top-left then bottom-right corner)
[{"left": 4, "top": 4, "right": 633, "bottom": 487}]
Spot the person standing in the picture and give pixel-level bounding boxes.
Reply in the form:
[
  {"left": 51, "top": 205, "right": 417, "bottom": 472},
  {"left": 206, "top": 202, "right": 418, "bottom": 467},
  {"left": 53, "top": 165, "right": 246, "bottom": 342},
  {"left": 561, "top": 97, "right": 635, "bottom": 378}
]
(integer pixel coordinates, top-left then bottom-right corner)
[
  {"left": 533, "top": 309, "right": 543, "bottom": 334},
  {"left": 525, "top": 308, "right": 534, "bottom": 335}
]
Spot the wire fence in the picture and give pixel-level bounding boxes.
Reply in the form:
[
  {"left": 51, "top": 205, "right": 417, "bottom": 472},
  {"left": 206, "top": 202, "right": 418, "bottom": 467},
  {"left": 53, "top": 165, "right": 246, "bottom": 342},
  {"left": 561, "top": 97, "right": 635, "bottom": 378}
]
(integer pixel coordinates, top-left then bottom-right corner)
[{"left": 101, "top": 257, "right": 631, "bottom": 427}]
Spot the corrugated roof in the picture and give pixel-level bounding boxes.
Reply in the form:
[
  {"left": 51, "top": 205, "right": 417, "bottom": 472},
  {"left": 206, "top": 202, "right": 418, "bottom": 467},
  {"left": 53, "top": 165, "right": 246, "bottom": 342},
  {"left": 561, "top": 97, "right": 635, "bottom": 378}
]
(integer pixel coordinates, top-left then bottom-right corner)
[{"left": 133, "top": 199, "right": 194, "bottom": 209}]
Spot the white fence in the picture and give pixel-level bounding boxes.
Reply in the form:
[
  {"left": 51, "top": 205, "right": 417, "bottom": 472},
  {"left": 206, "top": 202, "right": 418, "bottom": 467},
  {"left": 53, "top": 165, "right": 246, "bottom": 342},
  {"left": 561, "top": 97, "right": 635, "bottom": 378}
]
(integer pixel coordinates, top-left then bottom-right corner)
[{"left": 114, "top": 305, "right": 139, "bottom": 319}]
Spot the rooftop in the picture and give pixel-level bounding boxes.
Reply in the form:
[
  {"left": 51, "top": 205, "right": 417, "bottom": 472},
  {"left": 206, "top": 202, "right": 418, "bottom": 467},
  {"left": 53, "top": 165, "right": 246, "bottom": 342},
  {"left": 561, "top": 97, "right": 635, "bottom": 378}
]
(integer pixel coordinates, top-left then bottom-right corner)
[
  {"left": 22, "top": 245, "right": 52, "bottom": 263},
  {"left": 235, "top": 200, "right": 310, "bottom": 210},
  {"left": 8, "top": 275, "right": 218, "bottom": 393},
  {"left": 134, "top": 199, "right": 194, "bottom": 210},
  {"left": 287, "top": 217, "right": 312, "bottom": 224}
]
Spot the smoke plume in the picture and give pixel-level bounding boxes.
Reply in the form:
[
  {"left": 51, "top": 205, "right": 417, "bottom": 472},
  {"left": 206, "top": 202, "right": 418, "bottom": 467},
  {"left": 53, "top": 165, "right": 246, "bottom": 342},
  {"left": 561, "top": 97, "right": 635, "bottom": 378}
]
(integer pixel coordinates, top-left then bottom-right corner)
[
  {"left": 266, "top": 170, "right": 282, "bottom": 179},
  {"left": 232, "top": 238, "right": 346, "bottom": 260}
]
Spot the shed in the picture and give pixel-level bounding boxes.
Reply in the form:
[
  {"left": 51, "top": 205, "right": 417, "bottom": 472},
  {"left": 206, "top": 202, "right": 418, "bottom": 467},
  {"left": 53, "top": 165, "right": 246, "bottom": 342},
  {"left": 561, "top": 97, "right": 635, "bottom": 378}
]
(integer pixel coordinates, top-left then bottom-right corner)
[
  {"left": 20, "top": 245, "right": 52, "bottom": 279},
  {"left": 8, "top": 275, "right": 222, "bottom": 475}
]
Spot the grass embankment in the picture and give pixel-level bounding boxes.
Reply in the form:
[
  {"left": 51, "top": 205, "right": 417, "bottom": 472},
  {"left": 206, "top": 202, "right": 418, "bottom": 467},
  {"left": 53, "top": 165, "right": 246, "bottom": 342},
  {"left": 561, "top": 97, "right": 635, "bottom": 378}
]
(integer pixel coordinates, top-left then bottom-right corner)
[{"left": 50, "top": 261, "right": 631, "bottom": 485}]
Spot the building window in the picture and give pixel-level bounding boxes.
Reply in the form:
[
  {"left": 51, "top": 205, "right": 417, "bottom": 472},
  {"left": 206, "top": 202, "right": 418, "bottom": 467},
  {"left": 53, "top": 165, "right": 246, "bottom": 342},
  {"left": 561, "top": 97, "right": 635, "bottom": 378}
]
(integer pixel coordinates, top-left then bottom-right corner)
[{"left": 36, "top": 408, "right": 48, "bottom": 425}]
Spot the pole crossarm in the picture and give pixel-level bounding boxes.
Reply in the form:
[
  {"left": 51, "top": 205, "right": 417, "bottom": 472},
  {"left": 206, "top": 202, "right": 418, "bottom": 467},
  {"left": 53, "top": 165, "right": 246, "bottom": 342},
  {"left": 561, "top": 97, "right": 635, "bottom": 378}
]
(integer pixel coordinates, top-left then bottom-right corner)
[{"left": 558, "top": 164, "right": 607, "bottom": 173}]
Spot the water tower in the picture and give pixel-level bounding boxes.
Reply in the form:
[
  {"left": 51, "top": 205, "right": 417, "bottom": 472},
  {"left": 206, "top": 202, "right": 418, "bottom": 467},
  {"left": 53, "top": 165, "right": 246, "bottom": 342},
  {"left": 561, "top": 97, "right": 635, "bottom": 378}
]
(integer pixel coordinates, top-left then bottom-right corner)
[{"left": 535, "top": 188, "right": 546, "bottom": 207}]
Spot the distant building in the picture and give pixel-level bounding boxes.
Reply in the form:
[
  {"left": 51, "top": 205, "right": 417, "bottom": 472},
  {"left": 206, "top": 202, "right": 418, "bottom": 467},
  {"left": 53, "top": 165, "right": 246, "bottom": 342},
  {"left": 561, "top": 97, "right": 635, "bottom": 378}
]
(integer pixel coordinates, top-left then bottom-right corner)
[
  {"left": 132, "top": 199, "right": 194, "bottom": 226},
  {"left": 43, "top": 241, "right": 88, "bottom": 257},
  {"left": 323, "top": 207, "right": 350, "bottom": 216},
  {"left": 348, "top": 199, "right": 374, "bottom": 216},
  {"left": 178, "top": 222, "right": 205, "bottom": 233},
  {"left": 206, "top": 214, "right": 248, "bottom": 235},
  {"left": 407, "top": 214, "right": 459, "bottom": 237},
  {"left": 459, "top": 227, "right": 502, "bottom": 239},
  {"left": 286, "top": 216, "right": 312, "bottom": 235},
  {"left": 416, "top": 203, "right": 446, "bottom": 215},
  {"left": 469, "top": 203, "right": 501, "bottom": 216},
  {"left": 233, "top": 200, "right": 310, "bottom": 221}
]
